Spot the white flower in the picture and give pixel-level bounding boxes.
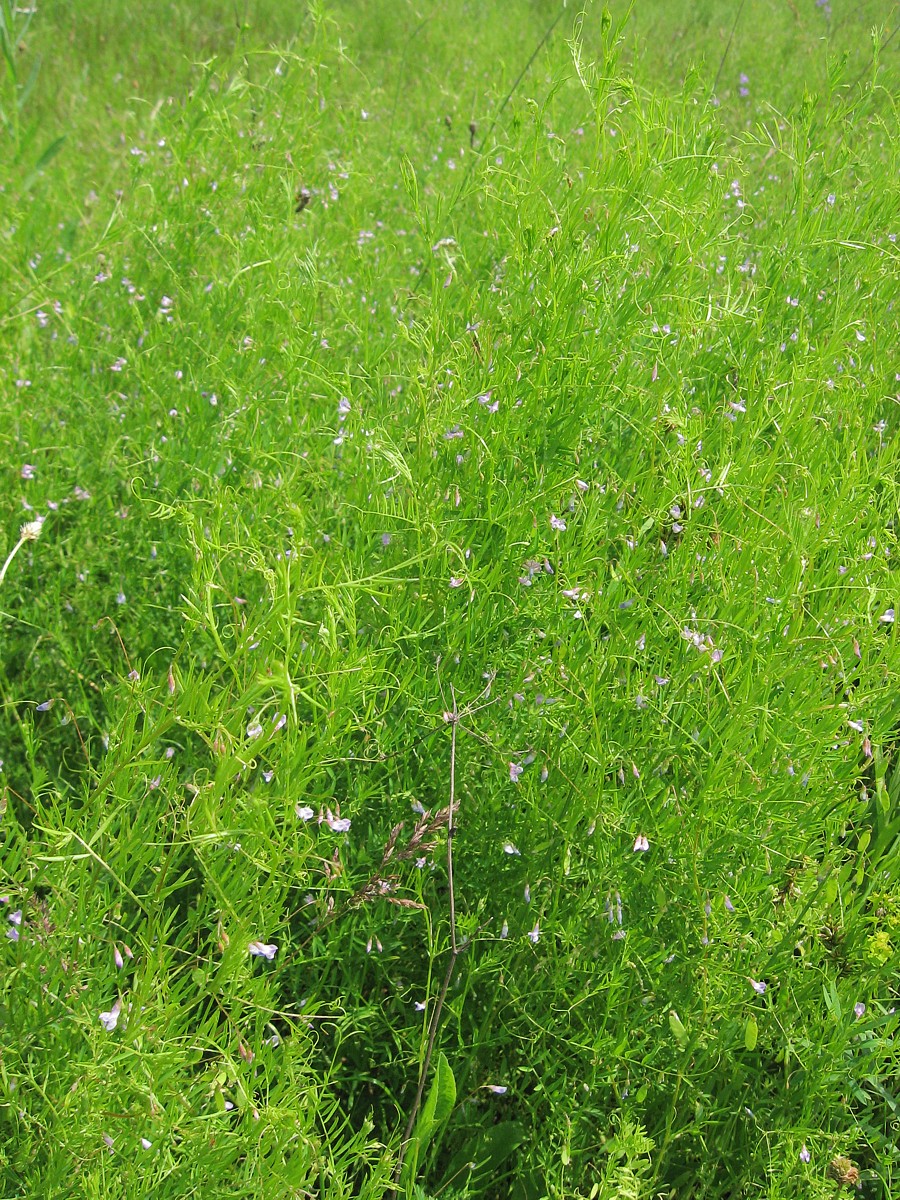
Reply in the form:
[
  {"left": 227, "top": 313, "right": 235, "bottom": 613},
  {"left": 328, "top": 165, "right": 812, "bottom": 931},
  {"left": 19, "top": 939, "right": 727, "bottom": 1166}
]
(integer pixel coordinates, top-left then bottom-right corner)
[
  {"left": 503, "top": 842, "right": 521, "bottom": 856},
  {"left": 20, "top": 517, "right": 44, "bottom": 541},
  {"left": 633, "top": 835, "right": 650, "bottom": 852},
  {"left": 527, "top": 922, "right": 540, "bottom": 944},
  {"left": 246, "top": 721, "right": 263, "bottom": 740},
  {"left": 880, "top": 608, "right": 895, "bottom": 624},
  {"left": 295, "top": 804, "right": 315, "bottom": 821},
  {"left": 248, "top": 942, "right": 278, "bottom": 960},
  {"left": 549, "top": 515, "right": 567, "bottom": 532},
  {"left": 140, "top": 1138, "right": 153, "bottom": 1150},
  {"left": 99, "top": 999, "right": 122, "bottom": 1031}
]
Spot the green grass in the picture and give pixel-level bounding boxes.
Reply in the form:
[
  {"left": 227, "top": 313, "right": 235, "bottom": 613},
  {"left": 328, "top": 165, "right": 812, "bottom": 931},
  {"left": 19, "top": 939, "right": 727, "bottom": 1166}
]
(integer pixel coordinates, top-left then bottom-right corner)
[{"left": 2, "top": 2, "right": 900, "bottom": 1197}]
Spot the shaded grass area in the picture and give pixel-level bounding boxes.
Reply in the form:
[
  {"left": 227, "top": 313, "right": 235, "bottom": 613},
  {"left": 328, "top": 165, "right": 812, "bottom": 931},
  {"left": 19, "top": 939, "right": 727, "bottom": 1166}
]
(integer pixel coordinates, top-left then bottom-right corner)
[{"left": 1, "top": 2, "right": 899, "bottom": 1198}]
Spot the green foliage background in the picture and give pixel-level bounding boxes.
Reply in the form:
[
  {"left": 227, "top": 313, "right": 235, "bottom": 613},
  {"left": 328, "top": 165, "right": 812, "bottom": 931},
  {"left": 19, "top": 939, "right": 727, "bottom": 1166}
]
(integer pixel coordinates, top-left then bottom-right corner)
[{"left": 1, "top": 2, "right": 899, "bottom": 1197}]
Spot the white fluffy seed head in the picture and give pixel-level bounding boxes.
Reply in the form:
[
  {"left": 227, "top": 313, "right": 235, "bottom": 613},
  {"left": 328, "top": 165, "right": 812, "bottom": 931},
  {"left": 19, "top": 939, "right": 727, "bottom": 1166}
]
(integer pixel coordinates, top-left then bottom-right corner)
[{"left": 20, "top": 517, "right": 44, "bottom": 542}]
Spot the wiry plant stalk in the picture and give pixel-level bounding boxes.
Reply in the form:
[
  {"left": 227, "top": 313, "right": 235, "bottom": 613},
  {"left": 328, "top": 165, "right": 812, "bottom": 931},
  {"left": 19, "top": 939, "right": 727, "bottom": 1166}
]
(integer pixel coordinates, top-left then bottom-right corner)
[
  {"left": 390, "top": 688, "right": 462, "bottom": 1195},
  {"left": 0, "top": 517, "right": 44, "bottom": 589}
]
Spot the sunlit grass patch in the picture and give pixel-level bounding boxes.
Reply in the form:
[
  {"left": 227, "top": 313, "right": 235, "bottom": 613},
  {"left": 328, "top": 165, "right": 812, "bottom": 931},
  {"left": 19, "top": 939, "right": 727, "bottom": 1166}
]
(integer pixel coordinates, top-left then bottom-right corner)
[{"left": 1, "top": 3, "right": 899, "bottom": 1198}]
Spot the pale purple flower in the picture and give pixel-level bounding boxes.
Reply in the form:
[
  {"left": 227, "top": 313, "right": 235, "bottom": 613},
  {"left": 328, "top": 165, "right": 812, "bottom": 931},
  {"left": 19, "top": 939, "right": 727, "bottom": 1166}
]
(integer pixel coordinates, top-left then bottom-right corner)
[
  {"left": 880, "top": 608, "right": 895, "bottom": 624},
  {"left": 503, "top": 842, "right": 521, "bottom": 856},
  {"left": 549, "top": 515, "right": 567, "bottom": 532},
  {"left": 21, "top": 464, "right": 36, "bottom": 480},
  {"left": 449, "top": 577, "right": 464, "bottom": 588},
  {"left": 272, "top": 712, "right": 287, "bottom": 732},
  {"left": 854, "top": 1002, "right": 866, "bottom": 1019},
  {"left": 248, "top": 942, "right": 278, "bottom": 959},
  {"left": 381, "top": 533, "right": 391, "bottom": 546},
  {"left": 509, "top": 762, "right": 524, "bottom": 783},
  {"left": 113, "top": 945, "right": 124, "bottom": 970},
  {"left": 324, "top": 810, "right": 351, "bottom": 832},
  {"left": 799, "top": 1145, "right": 810, "bottom": 1163},
  {"left": 633, "top": 835, "right": 650, "bottom": 852},
  {"left": 527, "top": 922, "right": 540, "bottom": 944},
  {"left": 99, "top": 999, "right": 122, "bottom": 1031},
  {"left": 246, "top": 721, "right": 263, "bottom": 740},
  {"left": 847, "top": 720, "right": 864, "bottom": 733},
  {"left": 140, "top": 1138, "right": 153, "bottom": 1150},
  {"left": 8, "top": 909, "right": 22, "bottom": 926},
  {"left": 486, "top": 1084, "right": 508, "bottom": 1094},
  {"left": 749, "top": 978, "right": 766, "bottom": 995},
  {"left": 414, "top": 1000, "right": 427, "bottom": 1011}
]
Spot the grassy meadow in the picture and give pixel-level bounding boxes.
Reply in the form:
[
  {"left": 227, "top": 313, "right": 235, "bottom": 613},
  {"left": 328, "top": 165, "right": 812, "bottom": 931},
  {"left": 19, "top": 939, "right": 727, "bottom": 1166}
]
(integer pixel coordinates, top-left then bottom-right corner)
[{"left": 2, "top": 1, "right": 900, "bottom": 1196}]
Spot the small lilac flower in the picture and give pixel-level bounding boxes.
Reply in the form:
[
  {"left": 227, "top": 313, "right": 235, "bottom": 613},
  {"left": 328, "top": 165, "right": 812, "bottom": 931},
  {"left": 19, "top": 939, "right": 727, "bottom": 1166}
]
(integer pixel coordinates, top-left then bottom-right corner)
[
  {"left": 272, "top": 713, "right": 287, "bottom": 732},
  {"left": 21, "top": 464, "right": 36, "bottom": 480},
  {"left": 854, "top": 1002, "right": 866, "bottom": 1019},
  {"left": 880, "top": 608, "right": 895, "bottom": 624},
  {"left": 248, "top": 942, "right": 278, "bottom": 959},
  {"left": 509, "top": 762, "right": 523, "bottom": 783},
  {"left": 113, "top": 945, "right": 124, "bottom": 970},
  {"left": 414, "top": 1000, "right": 427, "bottom": 1011},
  {"left": 8, "top": 910, "right": 22, "bottom": 926},
  {"left": 749, "top": 978, "right": 766, "bottom": 995},
  {"left": 549, "top": 515, "right": 567, "bottom": 532},
  {"left": 246, "top": 721, "right": 263, "bottom": 740},
  {"left": 800, "top": 1145, "right": 811, "bottom": 1163},
  {"left": 323, "top": 810, "right": 351, "bottom": 832},
  {"left": 486, "top": 1084, "right": 508, "bottom": 1094},
  {"left": 381, "top": 533, "right": 391, "bottom": 546},
  {"left": 503, "top": 842, "right": 521, "bottom": 856},
  {"left": 527, "top": 922, "right": 540, "bottom": 944},
  {"left": 99, "top": 999, "right": 122, "bottom": 1031},
  {"left": 724, "top": 895, "right": 735, "bottom": 912},
  {"left": 449, "top": 577, "right": 463, "bottom": 588},
  {"left": 140, "top": 1138, "right": 153, "bottom": 1150},
  {"left": 633, "top": 835, "right": 650, "bottom": 852}
]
